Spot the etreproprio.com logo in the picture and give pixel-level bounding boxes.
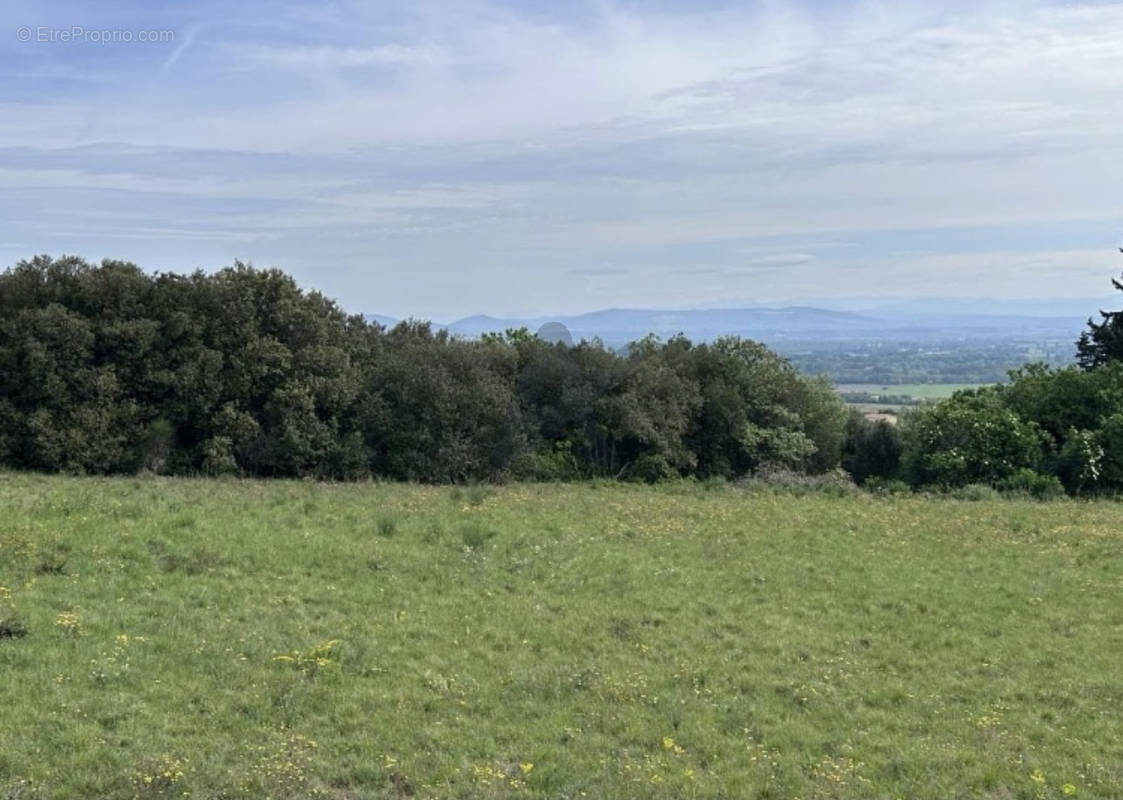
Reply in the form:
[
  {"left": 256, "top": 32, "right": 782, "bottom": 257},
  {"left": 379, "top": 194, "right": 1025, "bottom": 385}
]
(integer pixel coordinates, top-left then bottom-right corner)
[{"left": 16, "top": 25, "right": 175, "bottom": 44}]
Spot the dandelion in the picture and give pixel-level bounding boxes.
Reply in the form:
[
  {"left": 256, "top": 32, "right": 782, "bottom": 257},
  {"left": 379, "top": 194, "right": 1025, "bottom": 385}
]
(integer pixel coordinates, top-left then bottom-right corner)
[
  {"left": 661, "top": 736, "right": 685, "bottom": 755},
  {"left": 519, "top": 762, "right": 534, "bottom": 775},
  {"left": 55, "top": 611, "right": 83, "bottom": 636},
  {"left": 133, "top": 755, "right": 188, "bottom": 794},
  {"left": 272, "top": 639, "right": 340, "bottom": 676},
  {"left": 1030, "top": 769, "right": 1046, "bottom": 785}
]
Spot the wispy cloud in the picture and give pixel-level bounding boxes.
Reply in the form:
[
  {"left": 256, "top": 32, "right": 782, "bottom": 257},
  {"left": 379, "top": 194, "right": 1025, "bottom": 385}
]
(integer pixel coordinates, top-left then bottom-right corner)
[
  {"left": 567, "top": 267, "right": 631, "bottom": 277},
  {"left": 160, "top": 23, "right": 198, "bottom": 74},
  {"left": 0, "top": 0, "right": 1121, "bottom": 317},
  {"left": 742, "top": 253, "right": 816, "bottom": 267}
]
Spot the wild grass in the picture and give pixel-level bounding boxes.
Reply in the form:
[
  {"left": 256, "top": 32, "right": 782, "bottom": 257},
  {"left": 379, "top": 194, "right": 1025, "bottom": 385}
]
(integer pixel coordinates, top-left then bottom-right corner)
[{"left": 1, "top": 473, "right": 1122, "bottom": 798}]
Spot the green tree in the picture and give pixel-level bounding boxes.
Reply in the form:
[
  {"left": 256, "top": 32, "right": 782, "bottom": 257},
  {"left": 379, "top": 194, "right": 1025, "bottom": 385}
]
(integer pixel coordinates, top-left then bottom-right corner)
[
  {"left": 361, "top": 323, "right": 528, "bottom": 482},
  {"left": 901, "top": 389, "right": 1046, "bottom": 488},
  {"left": 842, "top": 411, "right": 903, "bottom": 485},
  {"left": 1076, "top": 259, "right": 1123, "bottom": 369},
  {"left": 603, "top": 335, "right": 702, "bottom": 481},
  {"left": 999, "top": 363, "right": 1123, "bottom": 492},
  {"left": 683, "top": 337, "right": 847, "bottom": 476},
  {"left": 0, "top": 255, "right": 859, "bottom": 484}
]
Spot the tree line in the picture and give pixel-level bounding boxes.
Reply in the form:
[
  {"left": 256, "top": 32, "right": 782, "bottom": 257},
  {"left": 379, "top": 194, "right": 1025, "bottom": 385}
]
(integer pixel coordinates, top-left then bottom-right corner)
[
  {"left": 0, "top": 255, "right": 848, "bottom": 482},
  {"left": 4, "top": 254, "right": 1121, "bottom": 495}
]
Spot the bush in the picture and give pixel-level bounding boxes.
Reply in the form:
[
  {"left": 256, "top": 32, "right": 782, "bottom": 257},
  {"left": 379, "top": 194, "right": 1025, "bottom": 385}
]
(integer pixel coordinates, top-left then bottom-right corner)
[
  {"left": 950, "top": 484, "right": 1002, "bottom": 501},
  {"left": 1097, "top": 412, "right": 1123, "bottom": 489},
  {"left": 742, "top": 465, "right": 858, "bottom": 497},
  {"left": 200, "top": 436, "right": 238, "bottom": 476},
  {"left": 628, "top": 452, "right": 674, "bottom": 484},
  {"left": 524, "top": 441, "right": 582, "bottom": 481},
  {"left": 1055, "top": 428, "right": 1104, "bottom": 495},
  {"left": 901, "top": 391, "right": 1045, "bottom": 488},
  {"left": 842, "top": 412, "right": 903, "bottom": 484},
  {"left": 995, "top": 468, "right": 1065, "bottom": 500}
]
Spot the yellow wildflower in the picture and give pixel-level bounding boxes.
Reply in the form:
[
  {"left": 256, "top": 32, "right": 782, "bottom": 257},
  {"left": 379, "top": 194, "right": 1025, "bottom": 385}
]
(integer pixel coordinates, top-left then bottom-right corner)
[{"left": 661, "top": 736, "right": 685, "bottom": 754}]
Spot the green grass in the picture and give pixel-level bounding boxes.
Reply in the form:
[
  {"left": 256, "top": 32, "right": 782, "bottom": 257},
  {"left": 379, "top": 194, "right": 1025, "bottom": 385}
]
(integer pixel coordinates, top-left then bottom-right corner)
[
  {"left": 2, "top": 474, "right": 1123, "bottom": 799},
  {"left": 845, "top": 403, "right": 912, "bottom": 414},
  {"left": 836, "top": 383, "right": 989, "bottom": 401}
]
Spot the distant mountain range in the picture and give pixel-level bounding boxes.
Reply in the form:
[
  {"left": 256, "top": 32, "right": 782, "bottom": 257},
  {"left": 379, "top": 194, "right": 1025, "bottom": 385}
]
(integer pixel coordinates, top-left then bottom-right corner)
[
  {"left": 363, "top": 300, "right": 1104, "bottom": 347},
  {"left": 863, "top": 296, "right": 1119, "bottom": 319},
  {"left": 442, "top": 307, "right": 883, "bottom": 341}
]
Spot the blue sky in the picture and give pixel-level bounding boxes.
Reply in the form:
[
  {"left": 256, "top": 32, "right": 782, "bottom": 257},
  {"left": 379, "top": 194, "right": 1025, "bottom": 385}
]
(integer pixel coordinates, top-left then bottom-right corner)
[{"left": 2, "top": 0, "right": 1122, "bottom": 318}]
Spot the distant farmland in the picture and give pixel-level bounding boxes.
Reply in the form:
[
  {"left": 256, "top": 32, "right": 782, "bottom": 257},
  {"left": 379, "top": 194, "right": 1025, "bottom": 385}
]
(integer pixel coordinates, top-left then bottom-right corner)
[{"left": 836, "top": 383, "right": 988, "bottom": 409}]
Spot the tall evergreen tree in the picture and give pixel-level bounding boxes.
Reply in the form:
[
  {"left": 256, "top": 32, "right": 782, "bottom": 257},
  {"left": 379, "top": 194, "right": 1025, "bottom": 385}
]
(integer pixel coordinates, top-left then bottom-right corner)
[{"left": 1076, "top": 255, "right": 1123, "bottom": 369}]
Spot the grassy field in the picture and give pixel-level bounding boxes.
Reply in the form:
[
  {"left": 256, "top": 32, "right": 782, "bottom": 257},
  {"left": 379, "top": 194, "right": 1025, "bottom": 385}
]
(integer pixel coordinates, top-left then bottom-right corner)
[
  {"left": 836, "top": 383, "right": 988, "bottom": 401},
  {"left": 842, "top": 403, "right": 912, "bottom": 414},
  {"left": 2, "top": 475, "right": 1123, "bottom": 799}
]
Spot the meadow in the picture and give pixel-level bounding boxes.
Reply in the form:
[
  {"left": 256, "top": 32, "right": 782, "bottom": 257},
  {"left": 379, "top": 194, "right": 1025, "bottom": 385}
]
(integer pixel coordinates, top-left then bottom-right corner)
[
  {"left": 836, "top": 384, "right": 988, "bottom": 401},
  {"left": 2, "top": 474, "right": 1122, "bottom": 799}
]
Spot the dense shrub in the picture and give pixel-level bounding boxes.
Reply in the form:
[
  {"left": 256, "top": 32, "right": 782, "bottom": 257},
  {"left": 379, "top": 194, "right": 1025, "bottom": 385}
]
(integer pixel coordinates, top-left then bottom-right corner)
[
  {"left": 1097, "top": 413, "right": 1123, "bottom": 489},
  {"left": 901, "top": 390, "right": 1046, "bottom": 489},
  {"left": 741, "top": 465, "right": 858, "bottom": 497},
  {"left": 950, "top": 484, "right": 1002, "bottom": 502},
  {"left": 896, "top": 363, "right": 1123, "bottom": 496},
  {"left": 842, "top": 411, "right": 903, "bottom": 484},
  {"left": 995, "top": 468, "right": 1066, "bottom": 500}
]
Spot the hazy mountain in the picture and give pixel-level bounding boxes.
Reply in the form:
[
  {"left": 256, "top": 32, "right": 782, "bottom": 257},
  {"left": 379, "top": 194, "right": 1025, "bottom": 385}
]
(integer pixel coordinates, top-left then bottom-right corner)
[
  {"left": 364, "top": 303, "right": 1093, "bottom": 347},
  {"left": 442, "top": 314, "right": 530, "bottom": 336},
  {"left": 431, "top": 307, "right": 889, "bottom": 342},
  {"left": 865, "top": 296, "right": 1120, "bottom": 319},
  {"left": 365, "top": 313, "right": 399, "bottom": 328}
]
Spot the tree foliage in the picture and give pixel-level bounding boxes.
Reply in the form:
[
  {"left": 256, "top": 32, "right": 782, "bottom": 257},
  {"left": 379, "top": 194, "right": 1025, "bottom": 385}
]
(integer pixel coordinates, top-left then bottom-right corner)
[
  {"left": 901, "top": 389, "right": 1046, "bottom": 488},
  {"left": 0, "top": 256, "right": 849, "bottom": 482},
  {"left": 1076, "top": 261, "right": 1123, "bottom": 369},
  {"left": 842, "top": 411, "right": 903, "bottom": 485},
  {"left": 896, "top": 363, "right": 1123, "bottom": 495},
  {"left": 853, "top": 260, "right": 1123, "bottom": 496}
]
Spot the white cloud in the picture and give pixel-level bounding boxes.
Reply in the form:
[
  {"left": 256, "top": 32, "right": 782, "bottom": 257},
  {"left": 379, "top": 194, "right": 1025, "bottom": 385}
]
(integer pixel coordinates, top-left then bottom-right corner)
[
  {"left": 743, "top": 253, "right": 816, "bottom": 267},
  {"left": 1, "top": 0, "right": 1122, "bottom": 316}
]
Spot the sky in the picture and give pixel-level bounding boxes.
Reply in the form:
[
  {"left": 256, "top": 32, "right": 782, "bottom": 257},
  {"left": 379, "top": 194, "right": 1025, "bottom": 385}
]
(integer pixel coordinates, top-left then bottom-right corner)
[{"left": 1, "top": 0, "right": 1122, "bottom": 320}]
